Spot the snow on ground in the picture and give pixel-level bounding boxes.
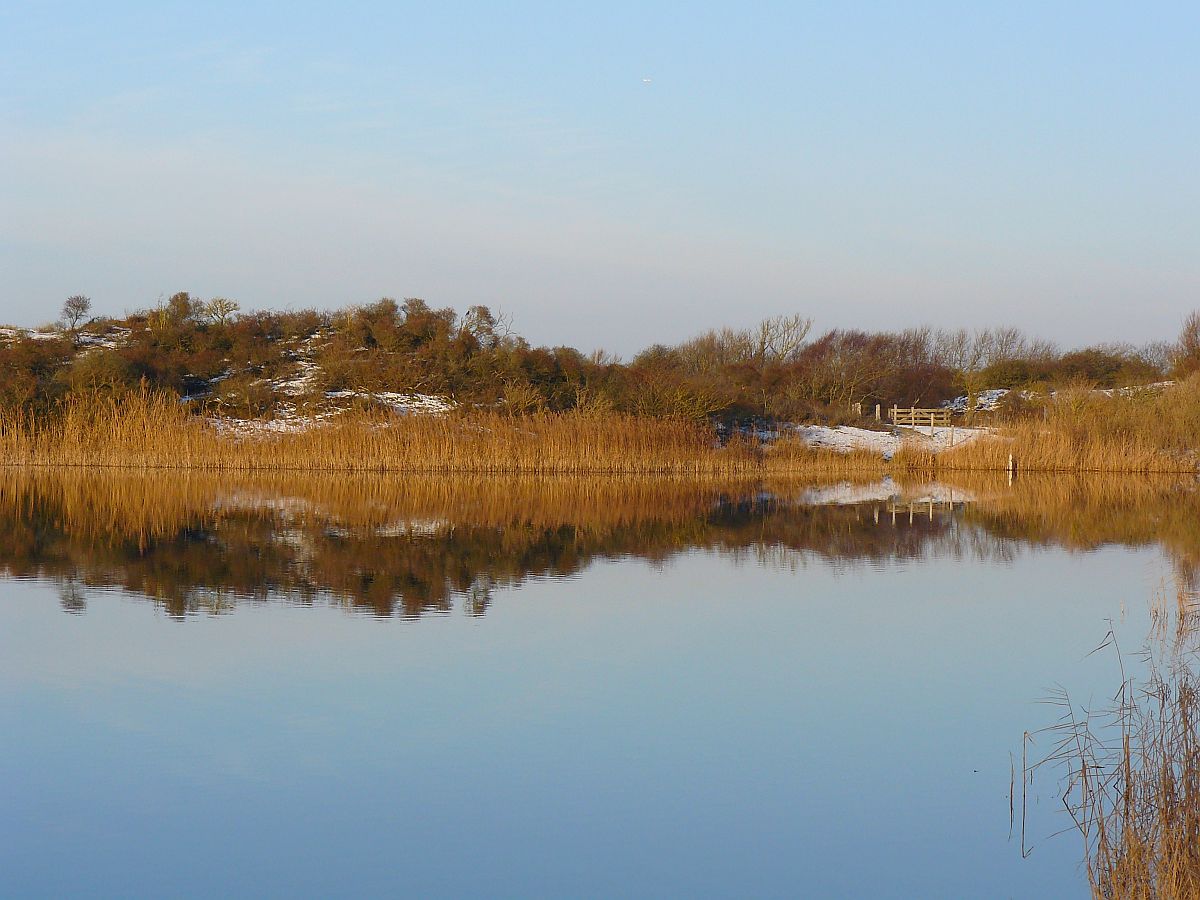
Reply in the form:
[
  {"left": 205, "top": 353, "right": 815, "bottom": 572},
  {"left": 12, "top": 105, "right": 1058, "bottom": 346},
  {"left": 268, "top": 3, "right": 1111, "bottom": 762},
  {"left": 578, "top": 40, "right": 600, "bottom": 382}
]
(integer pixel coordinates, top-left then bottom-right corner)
[
  {"left": 324, "top": 391, "right": 456, "bottom": 414},
  {"left": 943, "top": 381, "right": 1175, "bottom": 411},
  {"left": 267, "top": 332, "right": 457, "bottom": 418},
  {"left": 942, "top": 389, "right": 1012, "bottom": 413},
  {"left": 208, "top": 392, "right": 455, "bottom": 438},
  {"left": 0, "top": 324, "right": 130, "bottom": 349},
  {"left": 782, "top": 424, "right": 989, "bottom": 459},
  {"left": 790, "top": 425, "right": 900, "bottom": 456},
  {"left": 208, "top": 406, "right": 335, "bottom": 437},
  {"left": 902, "top": 424, "right": 990, "bottom": 452},
  {"left": 0, "top": 327, "right": 63, "bottom": 342},
  {"left": 77, "top": 327, "right": 130, "bottom": 350},
  {"left": 1099, "top": 380, "right": 1175, "bottom": 397}
]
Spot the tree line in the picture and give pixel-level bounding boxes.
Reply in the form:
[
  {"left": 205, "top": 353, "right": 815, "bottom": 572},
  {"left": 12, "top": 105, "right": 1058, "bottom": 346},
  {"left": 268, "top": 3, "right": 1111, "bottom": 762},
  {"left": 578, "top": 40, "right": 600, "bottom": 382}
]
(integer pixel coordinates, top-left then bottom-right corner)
[{"left": 2, "top": 292, "right": 1197, "bottom": 423}]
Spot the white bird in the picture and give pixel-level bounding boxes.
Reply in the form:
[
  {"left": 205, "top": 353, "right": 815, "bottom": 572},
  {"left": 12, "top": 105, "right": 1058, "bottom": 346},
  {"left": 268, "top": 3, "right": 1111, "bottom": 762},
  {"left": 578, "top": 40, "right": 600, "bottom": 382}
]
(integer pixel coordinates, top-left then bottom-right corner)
[{"left": 642, "top": 77, "right": 652, "bottom": 84}]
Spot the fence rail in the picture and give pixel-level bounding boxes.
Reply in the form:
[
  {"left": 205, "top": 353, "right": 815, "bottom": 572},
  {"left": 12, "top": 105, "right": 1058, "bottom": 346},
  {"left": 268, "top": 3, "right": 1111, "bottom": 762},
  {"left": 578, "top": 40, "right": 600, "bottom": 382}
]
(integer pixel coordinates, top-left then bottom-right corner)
[{"left": 889, "top": 406, "right": 952, "bottom": 429}]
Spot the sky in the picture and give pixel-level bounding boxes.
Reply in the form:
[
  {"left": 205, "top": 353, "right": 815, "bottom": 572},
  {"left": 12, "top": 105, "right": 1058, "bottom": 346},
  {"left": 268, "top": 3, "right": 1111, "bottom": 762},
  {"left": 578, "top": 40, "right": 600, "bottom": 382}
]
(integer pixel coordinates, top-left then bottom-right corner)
[{"left": 1, "top": 1, "right": 1197, "bottom": 357}]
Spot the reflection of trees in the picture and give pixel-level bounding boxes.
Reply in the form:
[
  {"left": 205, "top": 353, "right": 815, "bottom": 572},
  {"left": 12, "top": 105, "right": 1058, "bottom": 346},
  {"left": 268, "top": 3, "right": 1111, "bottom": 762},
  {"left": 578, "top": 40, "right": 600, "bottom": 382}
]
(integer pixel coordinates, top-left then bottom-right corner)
[
  {"left": 0, "top": 489, "right": 992, "bottom": 618},
  {"left": 1, "top": 472, "right": 1198, "bottom": 618}
]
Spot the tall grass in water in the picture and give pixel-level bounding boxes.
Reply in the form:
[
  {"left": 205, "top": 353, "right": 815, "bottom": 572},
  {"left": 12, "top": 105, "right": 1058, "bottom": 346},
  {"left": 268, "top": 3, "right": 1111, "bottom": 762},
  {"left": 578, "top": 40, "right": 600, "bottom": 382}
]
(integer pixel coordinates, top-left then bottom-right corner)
[{"left": 1028, "top": 580, "right": 1200, "bottom": 899}]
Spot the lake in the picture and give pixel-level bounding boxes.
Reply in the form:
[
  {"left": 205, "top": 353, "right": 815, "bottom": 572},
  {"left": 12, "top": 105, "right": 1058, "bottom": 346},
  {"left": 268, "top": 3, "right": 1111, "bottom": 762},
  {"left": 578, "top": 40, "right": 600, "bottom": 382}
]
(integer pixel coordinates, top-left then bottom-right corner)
[{"left": 2, "top": 471, "right": 1193, "bottom": 898}]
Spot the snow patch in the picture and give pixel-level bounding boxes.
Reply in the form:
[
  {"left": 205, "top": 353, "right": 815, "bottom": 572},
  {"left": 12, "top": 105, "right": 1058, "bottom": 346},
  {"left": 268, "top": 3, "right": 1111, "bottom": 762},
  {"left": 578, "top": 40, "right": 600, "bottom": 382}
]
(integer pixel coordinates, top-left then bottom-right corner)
[
  {"left": 324, "top": 391, "right": 455, "bottom": 414},
  {"left": 781, "top": 424, "right": 988, "bottom": 459},
  {"left": 944, "top": 381, "right": 1176, "bottom": 411}
]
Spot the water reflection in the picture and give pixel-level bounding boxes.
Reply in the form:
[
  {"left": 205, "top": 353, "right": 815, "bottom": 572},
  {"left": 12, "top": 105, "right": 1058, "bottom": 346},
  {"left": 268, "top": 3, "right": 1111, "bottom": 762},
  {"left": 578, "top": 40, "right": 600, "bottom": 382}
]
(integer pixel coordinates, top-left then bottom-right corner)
[{"left": 3, "top": 470, "right": 1197, "bottom": 618}]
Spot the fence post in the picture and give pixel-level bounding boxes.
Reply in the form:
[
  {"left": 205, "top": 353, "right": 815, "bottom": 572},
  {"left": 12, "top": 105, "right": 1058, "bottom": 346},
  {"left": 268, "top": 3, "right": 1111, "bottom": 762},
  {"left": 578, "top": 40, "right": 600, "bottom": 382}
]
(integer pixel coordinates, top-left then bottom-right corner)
[{"left": 875, "top": 404, "right": 881, "bottom": 421}]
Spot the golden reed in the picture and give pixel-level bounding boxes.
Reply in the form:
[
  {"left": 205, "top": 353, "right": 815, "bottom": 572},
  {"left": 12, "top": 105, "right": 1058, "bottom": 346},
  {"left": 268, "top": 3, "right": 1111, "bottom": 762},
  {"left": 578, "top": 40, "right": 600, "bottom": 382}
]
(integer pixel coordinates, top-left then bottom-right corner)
[
  {"left": 2, "top": 386, "right": 1197, "bottom": 475},
  {"left": 1034, "top": 578, "right": 1200, "bottom": 900},
  {"left": 0, "top": 391, "right": 886, "bottom": 475}
]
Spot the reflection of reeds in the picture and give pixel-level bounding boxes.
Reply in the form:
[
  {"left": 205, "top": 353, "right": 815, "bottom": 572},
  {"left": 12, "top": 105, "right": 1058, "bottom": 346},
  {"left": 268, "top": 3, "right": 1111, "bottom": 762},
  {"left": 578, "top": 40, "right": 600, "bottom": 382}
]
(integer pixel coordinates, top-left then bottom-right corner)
[
  {"left": 12, "top": 468, "right": 1200, "bottom": 626},
  {"left": 0, "top": 469, "right": 984, "bottom": 618},
  {"left": 0, "top": 468, "right": 755, "bottom": 542},
  {"left": 1028, "top": 580, "right": 1200, "bottom": 899},
  {"left": 958, "top": 475, "right": 1200, "bottom": 584}
]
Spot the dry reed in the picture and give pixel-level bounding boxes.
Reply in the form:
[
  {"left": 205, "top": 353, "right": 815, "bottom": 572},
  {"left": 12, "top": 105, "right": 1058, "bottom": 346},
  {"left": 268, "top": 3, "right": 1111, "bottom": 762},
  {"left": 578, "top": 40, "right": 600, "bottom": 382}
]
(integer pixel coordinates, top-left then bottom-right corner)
[
  {"left": 5, "top": 382, "right": 1200, "bottom": 475},
  {"left": 935, "top": 377, "right": 1200, "bottom": 475},
  {"left": 1027, "top": 577, "right": 1200, "bottom": 899},
  {"left": 0, "top": 392, "right": 762, "bottom": 474}
]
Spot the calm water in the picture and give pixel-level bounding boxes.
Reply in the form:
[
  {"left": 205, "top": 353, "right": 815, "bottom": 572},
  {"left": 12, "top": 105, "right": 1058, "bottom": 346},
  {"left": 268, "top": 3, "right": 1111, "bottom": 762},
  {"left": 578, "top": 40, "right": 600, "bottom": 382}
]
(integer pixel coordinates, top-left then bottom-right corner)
[{"left": 1, "top": 472, "right": 1192, "bottom": 898}]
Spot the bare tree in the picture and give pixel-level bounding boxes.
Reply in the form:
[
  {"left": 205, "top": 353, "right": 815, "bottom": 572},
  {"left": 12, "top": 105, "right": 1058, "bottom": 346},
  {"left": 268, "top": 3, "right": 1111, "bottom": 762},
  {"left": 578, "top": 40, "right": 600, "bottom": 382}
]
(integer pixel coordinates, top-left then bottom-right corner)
[
  {"left": 205, "top": 297, "right": 240, "bottom": 327},
  {"left": 675, "top": 327, "right": 749, "bottom": 375},
  {"left": 61, "top": 294, "right": 92, "bottom": 335},
  {"left": 1135, "top": 340, "right": 1174, "bottom": 377},
  {"left": 751, "top": 314, "right": 813, "bottom": 366},
  {"left": 788, "top": 330, "right": 897, "bottom": 413},
  {"left": 933, "top": 327, "right": 1031, "bottom": 421},
  {"left": 675, "top": 314, "right": 812, "bottom": 376},
  {"left": 587, "top": 348, "right": 619, "bottom": 367},
  {"left": 1172, "top": 311, "right": 1200, "bottom": 378}
]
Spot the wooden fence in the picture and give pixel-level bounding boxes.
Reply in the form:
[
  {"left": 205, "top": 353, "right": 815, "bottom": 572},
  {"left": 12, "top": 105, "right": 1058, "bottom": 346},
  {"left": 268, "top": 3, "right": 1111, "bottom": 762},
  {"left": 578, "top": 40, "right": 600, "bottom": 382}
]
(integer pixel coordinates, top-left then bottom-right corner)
[{"left": 889, "top": 406, "right": 952, "bottom": 430}]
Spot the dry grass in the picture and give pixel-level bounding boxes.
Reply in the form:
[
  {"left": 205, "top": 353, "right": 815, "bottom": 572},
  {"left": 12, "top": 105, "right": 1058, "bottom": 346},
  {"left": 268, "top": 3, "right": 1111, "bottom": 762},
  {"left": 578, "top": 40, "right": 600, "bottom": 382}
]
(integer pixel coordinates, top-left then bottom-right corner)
[
  {"left": 934, "top": 422, "right": 1189, "bottom": 475},
  {"left": 762, "top": 436, "right": 893, "bottom": 476},
  {"left": 0, "top": 391, "right": 760, "bottom": 474},
  {"left": 936, "top": 377, "right": 1200, "bottom": 475},
  {"left": 1027, "top": 578, "right": 1200, "bottom": 899},
  {"left": 4, "top": 380, "right": 1200, "bottom": 474},
  {"left": 0, "top": 391, "right": 893, "bottom": 475}
]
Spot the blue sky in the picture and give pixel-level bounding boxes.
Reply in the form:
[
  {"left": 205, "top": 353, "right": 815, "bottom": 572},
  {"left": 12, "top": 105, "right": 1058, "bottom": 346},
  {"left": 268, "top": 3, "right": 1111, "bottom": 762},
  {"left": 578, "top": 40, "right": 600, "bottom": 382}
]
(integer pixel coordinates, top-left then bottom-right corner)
[{"left": 1, "top": 1, "right": 1197, "bottom": 355}]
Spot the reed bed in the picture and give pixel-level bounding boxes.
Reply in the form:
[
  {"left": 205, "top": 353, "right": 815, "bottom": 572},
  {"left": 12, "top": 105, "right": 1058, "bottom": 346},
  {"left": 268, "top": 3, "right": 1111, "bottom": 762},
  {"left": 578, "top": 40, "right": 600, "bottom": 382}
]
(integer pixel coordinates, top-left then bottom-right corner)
[
  {"left": 933, "top": 423, "right": 1191, "bottom": 475},
  {"left": 1028, "top": 579, "right": 1200, "bottom": 899},
  {"left": 0, "top": 392, "right": 893, "bottom": 475},
  {"left": 762, "top": 436, "right": 893, "bottom": 477},
  {"left": 0, "top": 392, "right": 764, "bottom": 474},
  {"left": 935, "top": 377, "right": 1200, "bottom": 475},
  {"left": 3, "top": 383, "right": 1199, "bottom": 475}
]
